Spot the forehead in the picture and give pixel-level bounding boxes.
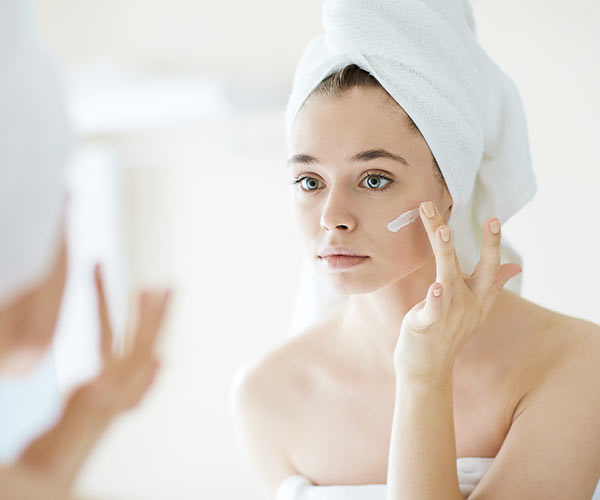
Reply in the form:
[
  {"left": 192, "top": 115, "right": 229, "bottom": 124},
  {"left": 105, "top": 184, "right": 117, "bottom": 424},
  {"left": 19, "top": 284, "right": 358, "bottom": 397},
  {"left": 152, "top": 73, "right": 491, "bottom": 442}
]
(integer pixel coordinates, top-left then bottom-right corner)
[{"left": 289, "top": 86, "right": 415, "bottom": 154}]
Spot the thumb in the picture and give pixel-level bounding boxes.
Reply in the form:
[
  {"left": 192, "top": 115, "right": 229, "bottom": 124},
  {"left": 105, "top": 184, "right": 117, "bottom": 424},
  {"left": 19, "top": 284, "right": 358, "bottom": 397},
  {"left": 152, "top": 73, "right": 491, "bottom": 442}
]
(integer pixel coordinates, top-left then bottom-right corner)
[
  {"left": 493, "top": 263, "right": 522, "bottom": 292},
  {"left": 408, "top": 282, "right": 444, "bottom": 333}
]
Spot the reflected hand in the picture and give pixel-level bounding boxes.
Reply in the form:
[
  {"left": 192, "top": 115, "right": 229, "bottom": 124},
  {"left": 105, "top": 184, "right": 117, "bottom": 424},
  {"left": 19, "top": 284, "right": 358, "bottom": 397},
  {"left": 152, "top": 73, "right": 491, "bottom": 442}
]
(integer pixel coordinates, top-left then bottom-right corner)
[
  {"left": 393, "top": 201, "right": 521, "bottom": 385},
  {"left": 19, "top": 265, "right": 171, "bottom": 486},
  {"left": 73, "top": 265, "right": 171, "bottom": 417}
]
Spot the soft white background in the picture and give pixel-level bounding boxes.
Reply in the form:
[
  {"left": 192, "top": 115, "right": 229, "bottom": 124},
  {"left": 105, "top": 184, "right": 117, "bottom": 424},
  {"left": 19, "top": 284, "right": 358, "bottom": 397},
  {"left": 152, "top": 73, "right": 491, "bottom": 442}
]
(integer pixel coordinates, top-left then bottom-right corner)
[{"left": 26, "top": 0, "right": 600, "bottom": 498}]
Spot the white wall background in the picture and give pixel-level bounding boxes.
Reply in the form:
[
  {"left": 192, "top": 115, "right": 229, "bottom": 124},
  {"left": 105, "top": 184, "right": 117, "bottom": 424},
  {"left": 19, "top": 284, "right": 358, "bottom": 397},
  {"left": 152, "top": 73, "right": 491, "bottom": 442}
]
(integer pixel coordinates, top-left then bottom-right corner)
[{"left": 28, "top": 0, "right": 600, "bottom": 498}]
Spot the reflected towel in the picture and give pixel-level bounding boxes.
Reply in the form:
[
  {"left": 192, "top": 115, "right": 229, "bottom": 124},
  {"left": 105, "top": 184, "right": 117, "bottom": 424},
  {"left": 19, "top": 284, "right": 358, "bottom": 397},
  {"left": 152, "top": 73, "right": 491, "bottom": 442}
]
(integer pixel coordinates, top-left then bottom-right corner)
[{"left": 0, "top": 2, "right": 70, "bottom": 306}]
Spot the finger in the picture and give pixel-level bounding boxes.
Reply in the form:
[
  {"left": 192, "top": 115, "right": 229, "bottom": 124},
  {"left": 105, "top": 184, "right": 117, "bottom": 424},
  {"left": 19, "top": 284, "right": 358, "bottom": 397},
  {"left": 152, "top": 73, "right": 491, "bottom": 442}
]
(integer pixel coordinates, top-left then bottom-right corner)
[
  {"left": 130, "top": 289, "right": 172, "bottom": 362},
  {"left": 419, "top": 201, "right": 462, "bottom": 287},
  {"left": 122, "top": 358, "right": 160, "bottom": 411},
  {"left": 469, "top": 218, "right": 502, "bottom": 297},
  {"left": 106, "top": 356, "right": 160, "bottom": 413},
  {"left": 419, "top": 282, "right": 445, "bottom": 325},
  {"left": 94, "top": 263, "right": 113, "bottom": 362},
  {"left": 492, "top": 263, "right": 522, "bottom": 293},
  {"left": 408, "top": 282, "right": 444, "bottom": 333},
  {"left": 481, "top": 263, "right": 522, "bottom": 316}
]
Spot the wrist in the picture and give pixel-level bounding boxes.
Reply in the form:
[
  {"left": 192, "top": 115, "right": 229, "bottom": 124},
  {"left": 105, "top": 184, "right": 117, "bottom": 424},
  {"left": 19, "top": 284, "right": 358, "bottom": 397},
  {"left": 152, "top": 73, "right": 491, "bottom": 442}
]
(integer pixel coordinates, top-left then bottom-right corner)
[
  {"left": 395, "top": 369, "right": 454, "bottom": 396},
  {"left": 69, "top": 384, "right": 116, "bottom": 424}
]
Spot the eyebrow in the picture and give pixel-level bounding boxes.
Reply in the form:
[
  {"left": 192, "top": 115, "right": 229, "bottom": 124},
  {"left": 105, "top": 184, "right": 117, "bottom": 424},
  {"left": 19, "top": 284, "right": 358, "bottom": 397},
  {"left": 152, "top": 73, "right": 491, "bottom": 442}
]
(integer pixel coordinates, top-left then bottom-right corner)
[{"left": 287, "top": 148, "right": 410, "bottom": 167}]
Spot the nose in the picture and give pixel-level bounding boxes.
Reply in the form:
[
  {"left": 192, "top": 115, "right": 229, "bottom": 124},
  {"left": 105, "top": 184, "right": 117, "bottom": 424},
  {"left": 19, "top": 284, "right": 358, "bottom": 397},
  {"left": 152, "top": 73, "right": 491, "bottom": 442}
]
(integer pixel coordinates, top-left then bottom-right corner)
[{"left": 319, "top": 187, "right": 357, "bottom": 232}]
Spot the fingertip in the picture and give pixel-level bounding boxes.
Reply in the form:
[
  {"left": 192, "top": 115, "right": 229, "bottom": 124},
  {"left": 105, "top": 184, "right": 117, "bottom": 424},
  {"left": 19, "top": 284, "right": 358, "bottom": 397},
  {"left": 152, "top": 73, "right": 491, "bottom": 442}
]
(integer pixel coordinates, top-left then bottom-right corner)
[
  {"left": 508, "top": 263, "right": 522, "bottom": 278},
  {"left": 489, "top": 218, "right": 501, "bottom": 235},
  {"left": 432, "top": 283, "right": 442, "bottom": 297}
]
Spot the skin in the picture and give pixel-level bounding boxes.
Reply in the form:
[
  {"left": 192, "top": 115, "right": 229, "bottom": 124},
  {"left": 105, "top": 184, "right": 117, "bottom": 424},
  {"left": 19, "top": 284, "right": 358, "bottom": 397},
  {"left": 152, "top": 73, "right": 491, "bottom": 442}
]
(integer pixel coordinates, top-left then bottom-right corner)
[
  {"left": 0, "top": 231, "right": 171, "bottom": 498},
  {"left": 0, "top": 233, "right": 68, "bottom": 376},
  {"left": 387, "top": 200, "right": 520, "bottom": 499},
  {"left": 231, "top": 86, "right": 600, "bottom": 498}
]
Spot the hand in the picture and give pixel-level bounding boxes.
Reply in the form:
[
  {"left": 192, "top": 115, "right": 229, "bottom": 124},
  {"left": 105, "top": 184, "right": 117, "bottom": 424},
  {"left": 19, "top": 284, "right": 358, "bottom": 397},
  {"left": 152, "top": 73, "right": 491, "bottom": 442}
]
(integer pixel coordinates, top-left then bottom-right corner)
[
  {"left": 72, "top": 265, "right": 171, "bottom": 418},
  {"left": 393, "top": 201, "right": 521, "bottom": 386},
  {"left": 18, "top": 265, "right": 172, "bottom": 486}
]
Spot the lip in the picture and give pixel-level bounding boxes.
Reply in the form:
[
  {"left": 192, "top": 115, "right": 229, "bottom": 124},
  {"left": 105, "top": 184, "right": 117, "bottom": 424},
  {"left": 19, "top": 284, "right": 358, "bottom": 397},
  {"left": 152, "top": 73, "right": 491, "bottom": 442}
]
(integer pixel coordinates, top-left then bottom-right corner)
[
  {"left": 319, "top": 247, "right": 368, "bottom": 258},
  {"left": 319, "top": 255, "right": 369, "bottom": 270},
  {"left": 318, "top": 247, "right": 369, "bottom": 270}
]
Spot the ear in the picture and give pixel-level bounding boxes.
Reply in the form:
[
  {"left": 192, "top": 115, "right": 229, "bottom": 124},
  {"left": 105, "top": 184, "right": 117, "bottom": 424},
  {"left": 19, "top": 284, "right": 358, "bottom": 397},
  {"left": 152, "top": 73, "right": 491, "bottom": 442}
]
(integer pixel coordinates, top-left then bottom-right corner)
[{"left": 442, "top": 186, "right": 453, "bottom": 222}]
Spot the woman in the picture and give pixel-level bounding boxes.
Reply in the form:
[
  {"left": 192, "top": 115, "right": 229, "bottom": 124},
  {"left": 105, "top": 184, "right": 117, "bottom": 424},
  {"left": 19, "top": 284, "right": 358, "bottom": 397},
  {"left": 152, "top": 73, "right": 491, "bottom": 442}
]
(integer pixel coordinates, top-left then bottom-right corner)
[
  {"left": 231, "top": 1, "right": 600, "bottom": 499},
  {"left": 0, "top": 2, "right": 170, "bottom": 497}
]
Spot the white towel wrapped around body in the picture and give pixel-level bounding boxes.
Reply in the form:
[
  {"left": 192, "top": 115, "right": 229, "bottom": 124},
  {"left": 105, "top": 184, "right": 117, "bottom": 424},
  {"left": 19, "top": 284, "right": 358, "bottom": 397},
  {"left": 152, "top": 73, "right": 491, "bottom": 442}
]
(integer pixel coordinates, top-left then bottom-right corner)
[
  {"left": 274, "top": 457, "right": 494, "bottom": 499},
  {"left": 284, "top": 0, "right": 537, "bottom": 329}
]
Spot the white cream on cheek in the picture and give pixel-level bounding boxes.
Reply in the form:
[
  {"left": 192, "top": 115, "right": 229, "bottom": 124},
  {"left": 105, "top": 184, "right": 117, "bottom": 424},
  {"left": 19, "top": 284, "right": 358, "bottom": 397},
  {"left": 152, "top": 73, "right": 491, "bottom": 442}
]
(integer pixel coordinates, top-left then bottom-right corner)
[{"left": 387, "top": 206, "right": 420, "bottom": 232}]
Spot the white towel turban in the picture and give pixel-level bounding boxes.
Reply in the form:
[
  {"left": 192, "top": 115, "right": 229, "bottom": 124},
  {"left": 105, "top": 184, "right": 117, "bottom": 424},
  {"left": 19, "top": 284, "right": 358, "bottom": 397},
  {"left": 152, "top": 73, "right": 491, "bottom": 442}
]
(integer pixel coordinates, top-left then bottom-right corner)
[
  {"left": 285, "top": 0, "right": 538, "bottom": 336},
  {"left": 0, "top": 2, "right": 71, "bottom": 307}
]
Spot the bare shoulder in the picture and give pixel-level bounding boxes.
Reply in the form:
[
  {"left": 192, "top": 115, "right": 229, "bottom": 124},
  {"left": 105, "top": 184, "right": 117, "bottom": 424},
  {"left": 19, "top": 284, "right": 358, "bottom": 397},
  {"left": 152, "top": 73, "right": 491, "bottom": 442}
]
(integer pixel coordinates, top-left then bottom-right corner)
[
  {"left": 471, "top": 299, "right": 600, "bottom": 498},
  {"left": 528, "top": 293, "right": 600, "bottom": 361},
  {"left": 229, "top": 316, "right": 337, "bottom": 497},
  {"left": 499, "top": 289, "right": 600, "bottom": 355},
  {"left": 507, "top": 290, "right": 600, "bottom": 415},
  {"left": 231, "top": 315, "right": 335, "bottom": 413},
  {"left": 543, "top": 307, "right": 600, "bottom": 380}
]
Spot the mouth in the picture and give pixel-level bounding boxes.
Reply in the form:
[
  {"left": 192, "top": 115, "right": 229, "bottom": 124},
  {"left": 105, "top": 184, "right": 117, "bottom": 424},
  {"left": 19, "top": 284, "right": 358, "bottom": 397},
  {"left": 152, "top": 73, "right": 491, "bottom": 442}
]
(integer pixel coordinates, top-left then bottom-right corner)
[{"left": 318, "top": 254, "right": 369, "bottom": 270}]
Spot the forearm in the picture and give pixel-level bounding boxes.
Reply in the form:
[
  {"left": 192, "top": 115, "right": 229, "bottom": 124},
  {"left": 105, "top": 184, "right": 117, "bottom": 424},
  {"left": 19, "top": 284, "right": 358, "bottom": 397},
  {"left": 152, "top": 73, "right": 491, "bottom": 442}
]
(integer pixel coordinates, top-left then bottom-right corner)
[
  {"left": 18, "top": 388, "right": 112, "bottom": 487},
  {"left": 0, "top": 464, "right": 75, "bottom": 500},
  {"left": 387, "top": 375, "right": 462, "bottom": 500}
]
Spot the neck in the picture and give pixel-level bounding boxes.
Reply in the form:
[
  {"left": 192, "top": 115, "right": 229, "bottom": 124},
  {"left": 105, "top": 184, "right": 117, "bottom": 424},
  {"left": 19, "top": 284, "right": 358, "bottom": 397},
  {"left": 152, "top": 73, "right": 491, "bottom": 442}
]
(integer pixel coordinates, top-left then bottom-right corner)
[{"left": 343, "top": 255, "right": 438, "bottom": 374}]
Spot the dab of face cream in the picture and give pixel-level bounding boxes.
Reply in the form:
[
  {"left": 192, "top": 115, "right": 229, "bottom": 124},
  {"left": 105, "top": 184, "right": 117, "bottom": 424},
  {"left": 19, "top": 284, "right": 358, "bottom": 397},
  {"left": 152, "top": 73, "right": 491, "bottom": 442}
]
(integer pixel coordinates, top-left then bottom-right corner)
[{"left": 387, "top": 207, "right": 420, "bottom": 232}]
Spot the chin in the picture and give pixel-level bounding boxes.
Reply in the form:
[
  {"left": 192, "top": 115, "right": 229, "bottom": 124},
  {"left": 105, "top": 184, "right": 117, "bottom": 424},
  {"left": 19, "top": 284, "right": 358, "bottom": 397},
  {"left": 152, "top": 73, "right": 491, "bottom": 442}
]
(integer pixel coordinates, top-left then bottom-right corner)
[{"left": 316, "top": 263, "right": 391, "bottom": 295}]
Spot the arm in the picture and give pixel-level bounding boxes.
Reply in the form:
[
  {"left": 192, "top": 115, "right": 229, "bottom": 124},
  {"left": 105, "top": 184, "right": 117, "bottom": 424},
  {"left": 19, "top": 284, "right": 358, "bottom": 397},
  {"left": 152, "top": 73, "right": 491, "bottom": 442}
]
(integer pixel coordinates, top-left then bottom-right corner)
[
  {"left": 388, "top": 201, "right": 520, "bottom": 499},
  {"left": 0, "top": 463, "right": 75, "bottom": 500},
  {"left": 17, "top": 356, "right": 158, "bottom": 486},
  {"left": 17, "top": 386, "right": 113, "bottom": 486},
  {"left": 387, "top": 376, "right": 462, "bottom": 500},
  {"left": 468, "top": 337, "right": 600, "bottom": 499}
]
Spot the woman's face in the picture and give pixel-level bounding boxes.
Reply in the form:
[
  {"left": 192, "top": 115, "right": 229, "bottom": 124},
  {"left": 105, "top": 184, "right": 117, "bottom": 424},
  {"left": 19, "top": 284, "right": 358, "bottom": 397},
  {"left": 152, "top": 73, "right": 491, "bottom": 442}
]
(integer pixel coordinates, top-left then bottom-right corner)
[{"left": 288, "top": 86, "right": 452, "bottom": 294}]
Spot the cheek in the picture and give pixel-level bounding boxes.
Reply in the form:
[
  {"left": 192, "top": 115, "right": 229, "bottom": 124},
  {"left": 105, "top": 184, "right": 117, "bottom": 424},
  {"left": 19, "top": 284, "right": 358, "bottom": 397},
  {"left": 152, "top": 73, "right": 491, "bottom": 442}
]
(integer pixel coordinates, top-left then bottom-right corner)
[
  {"left": 383, "top": 216, "right": 433, "bottom": 267},
  {"left": 291, "top": 198, "right": 319, "bottom": 234}
]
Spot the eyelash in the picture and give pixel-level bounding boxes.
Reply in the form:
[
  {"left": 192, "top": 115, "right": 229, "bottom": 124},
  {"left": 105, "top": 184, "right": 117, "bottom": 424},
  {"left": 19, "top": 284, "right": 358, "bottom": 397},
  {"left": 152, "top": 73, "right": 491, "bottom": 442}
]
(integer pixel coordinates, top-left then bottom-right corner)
[{"left": 291, "top": 171, "right": 394, "bottom": 193}]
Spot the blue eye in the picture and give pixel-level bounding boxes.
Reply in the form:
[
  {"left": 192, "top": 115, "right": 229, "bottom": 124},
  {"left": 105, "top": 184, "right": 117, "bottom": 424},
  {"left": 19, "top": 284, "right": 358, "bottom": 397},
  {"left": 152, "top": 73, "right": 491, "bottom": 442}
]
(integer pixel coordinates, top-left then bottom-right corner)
[
  {"left": 290, "top": 172, "right": 394, "bottom": 192},
  {"left": 291, "top": 176, "right": 322, "bottom": 192},
  {"left": 361, "top": 172, "right": 394, "bottom": 191}
]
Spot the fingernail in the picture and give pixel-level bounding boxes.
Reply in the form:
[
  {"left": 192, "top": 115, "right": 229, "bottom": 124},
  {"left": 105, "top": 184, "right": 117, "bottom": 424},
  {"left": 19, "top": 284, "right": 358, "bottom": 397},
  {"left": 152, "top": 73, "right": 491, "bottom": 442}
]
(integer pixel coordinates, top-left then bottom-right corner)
[
  {"left": 422, "top": 201, "right": 435, "bottom": 218},
  {"left": 490, "top": 219, "right": 500, "bottom": 234},
  {"left": 440, "top": 226, "right": 451, "bottom": 242},
  {"left": 433, "top": 286, "right": 442, "bottom": 297}
]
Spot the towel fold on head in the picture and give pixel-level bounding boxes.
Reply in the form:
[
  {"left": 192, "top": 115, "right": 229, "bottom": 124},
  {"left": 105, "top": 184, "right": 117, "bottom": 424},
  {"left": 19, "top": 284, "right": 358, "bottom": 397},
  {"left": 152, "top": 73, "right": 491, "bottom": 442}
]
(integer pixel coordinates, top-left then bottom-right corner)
[
  {"left": 0, "top": 2, "right": 70, "bottom": 306},
  {"left": 284, "top": 0, "right": 537, "bottom": 317}
]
